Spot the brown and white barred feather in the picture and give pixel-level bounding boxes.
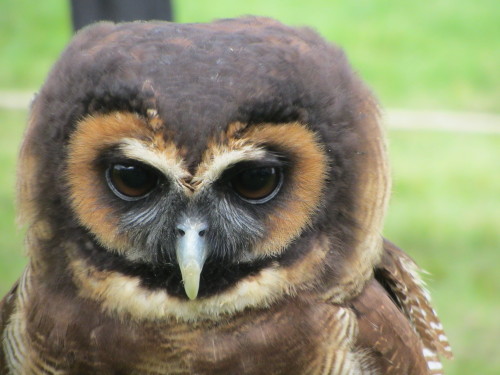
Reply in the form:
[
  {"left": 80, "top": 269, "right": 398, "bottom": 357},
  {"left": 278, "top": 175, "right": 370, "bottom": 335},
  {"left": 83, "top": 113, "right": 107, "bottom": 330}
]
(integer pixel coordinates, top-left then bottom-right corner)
[{"left": 379, "top": 240, "right": 453, "bottom": 375}]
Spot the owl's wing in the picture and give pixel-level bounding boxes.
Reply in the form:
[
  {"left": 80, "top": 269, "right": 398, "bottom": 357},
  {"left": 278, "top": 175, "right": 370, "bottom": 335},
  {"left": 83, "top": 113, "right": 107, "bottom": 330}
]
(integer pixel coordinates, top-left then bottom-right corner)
[
  {"left": 351, "top": 277, "right": 430, "bottom": 374},
  {"left": 375, "top": 239, "right": 453, "bottom": 371},
  {"left": 0, "top": 280, "right": 19, "bottom": 371},
  {"left": 350, "top": 239, "right": 452, "bottom": 374}
]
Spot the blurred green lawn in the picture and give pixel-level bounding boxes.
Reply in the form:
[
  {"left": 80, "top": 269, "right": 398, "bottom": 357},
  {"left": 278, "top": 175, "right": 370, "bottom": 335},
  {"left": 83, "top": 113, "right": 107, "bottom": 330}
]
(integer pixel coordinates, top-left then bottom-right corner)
[
  {"left": 1, "top": 1, "right": 499, "bottom": 374},
  {"left": 1, "top": 0, "right": 499, "bottom": 112}
]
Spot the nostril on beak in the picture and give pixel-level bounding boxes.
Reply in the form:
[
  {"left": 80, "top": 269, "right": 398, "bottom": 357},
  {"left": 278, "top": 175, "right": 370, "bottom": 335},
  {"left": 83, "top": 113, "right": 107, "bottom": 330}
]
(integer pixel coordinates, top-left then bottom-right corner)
[{"left": 175, "top": 218, "right": 208, "bottom": 238}]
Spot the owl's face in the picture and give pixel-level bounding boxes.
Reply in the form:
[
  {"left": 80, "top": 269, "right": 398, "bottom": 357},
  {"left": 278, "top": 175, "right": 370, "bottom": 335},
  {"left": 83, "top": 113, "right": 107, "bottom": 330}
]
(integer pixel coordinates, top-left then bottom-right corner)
[
  {"left": 67, "top": 113, "right": 326, "bottom": 300},
  {"left": 19, "top": 18, "right": 389, "bottom": 320}
]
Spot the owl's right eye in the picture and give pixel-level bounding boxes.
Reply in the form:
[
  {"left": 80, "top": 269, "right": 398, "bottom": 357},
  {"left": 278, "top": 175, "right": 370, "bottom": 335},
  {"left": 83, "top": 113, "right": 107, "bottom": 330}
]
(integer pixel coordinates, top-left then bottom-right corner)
[{"left": 106, "top": 163, "right": 159, "bottom": 200}]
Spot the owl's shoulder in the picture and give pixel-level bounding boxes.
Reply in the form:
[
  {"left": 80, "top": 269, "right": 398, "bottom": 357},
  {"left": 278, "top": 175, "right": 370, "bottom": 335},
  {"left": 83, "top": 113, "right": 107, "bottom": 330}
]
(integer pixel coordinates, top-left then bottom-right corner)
[
  {"left": 347, "top": 239, "right": 452, "bottom": 374},
  {"left": 350, "top": 277, "right": 429, "bottom": 374}
]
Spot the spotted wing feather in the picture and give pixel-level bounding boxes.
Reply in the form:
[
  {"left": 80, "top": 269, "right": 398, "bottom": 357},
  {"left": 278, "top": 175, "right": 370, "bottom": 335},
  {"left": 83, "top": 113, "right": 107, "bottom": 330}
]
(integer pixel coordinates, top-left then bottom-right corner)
[{"left": 377, "top": 239, "right": 453, "bottom": 374}]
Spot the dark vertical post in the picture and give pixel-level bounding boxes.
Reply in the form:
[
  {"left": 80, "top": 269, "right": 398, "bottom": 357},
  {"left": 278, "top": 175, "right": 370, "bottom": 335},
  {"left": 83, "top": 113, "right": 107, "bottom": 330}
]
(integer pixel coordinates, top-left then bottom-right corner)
[{"left": 70, "top": 0, "right": 173, "bottom": 31}]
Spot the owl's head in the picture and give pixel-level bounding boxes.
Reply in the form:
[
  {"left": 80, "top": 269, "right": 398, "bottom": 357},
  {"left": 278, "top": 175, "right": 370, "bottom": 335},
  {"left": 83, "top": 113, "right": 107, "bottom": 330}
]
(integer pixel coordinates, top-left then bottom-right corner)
[{"left": 19, "top": 17, "right": 390, "bottom": 320}]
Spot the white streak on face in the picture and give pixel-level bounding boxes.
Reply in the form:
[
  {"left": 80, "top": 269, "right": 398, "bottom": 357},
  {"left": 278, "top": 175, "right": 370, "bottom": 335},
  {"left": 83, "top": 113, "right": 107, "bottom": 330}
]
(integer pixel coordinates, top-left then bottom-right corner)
[
  {"left": 119, "top": 138, "right": 190, "bottom": 188},
  {"left": 119, "top": 139, "right": 268, "bottom": 194},
  {"left": 193, "top": 146, "right": 267, "bottom": 189}
]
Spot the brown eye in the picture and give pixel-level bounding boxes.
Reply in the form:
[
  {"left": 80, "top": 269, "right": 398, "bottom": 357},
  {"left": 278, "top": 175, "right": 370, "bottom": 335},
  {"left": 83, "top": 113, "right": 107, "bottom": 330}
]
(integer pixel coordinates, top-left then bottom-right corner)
[
  {"left": 106, "top": 163, "right": 158, "bottom": 200},
  {"left": 231, "top": 167, "right": 282, "bottom": 203}
]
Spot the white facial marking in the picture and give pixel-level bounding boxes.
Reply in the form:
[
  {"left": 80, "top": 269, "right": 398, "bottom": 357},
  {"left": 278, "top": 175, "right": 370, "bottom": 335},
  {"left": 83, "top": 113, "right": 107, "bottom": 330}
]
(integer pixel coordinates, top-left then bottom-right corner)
[
  {"left": 119, "top": 138, "right": 189, "bottom": 188},
  {"left": 193, "top": 146, "right": 267, "bottom": 189}
]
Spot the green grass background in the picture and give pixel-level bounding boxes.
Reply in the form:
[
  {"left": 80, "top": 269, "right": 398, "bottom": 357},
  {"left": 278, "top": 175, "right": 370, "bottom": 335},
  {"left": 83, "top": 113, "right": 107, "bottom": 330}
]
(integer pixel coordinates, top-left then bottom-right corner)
[{"left": 1, "top": 1, "right": 499, "bottom": 374}]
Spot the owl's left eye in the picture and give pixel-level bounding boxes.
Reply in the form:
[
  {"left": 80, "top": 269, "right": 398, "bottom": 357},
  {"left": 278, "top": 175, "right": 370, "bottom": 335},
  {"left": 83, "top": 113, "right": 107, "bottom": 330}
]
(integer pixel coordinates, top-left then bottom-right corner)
[
  {"left": 106, "top": 163, "right": 159, "bottom": 200},
  {"left": 231, "top": 167, "right": 282, "bottom": 204}
]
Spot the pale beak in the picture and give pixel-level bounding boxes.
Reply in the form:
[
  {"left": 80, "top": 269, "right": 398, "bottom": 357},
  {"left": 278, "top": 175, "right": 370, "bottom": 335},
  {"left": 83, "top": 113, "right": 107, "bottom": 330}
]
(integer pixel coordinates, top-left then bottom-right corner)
[{"left": 175, "top": 217, "right": 208, "bottom": 300}]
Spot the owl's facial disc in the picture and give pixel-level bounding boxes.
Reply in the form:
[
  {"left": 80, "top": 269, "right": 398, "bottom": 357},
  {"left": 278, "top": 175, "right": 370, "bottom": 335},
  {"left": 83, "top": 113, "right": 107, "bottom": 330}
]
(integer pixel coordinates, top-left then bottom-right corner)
[{"left": 67, "top": 113, "right": 328, "bottom": 300}]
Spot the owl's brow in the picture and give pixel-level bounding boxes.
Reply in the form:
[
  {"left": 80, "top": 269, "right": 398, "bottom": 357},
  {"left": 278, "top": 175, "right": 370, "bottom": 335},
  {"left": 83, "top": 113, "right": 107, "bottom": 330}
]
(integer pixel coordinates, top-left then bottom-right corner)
[
  {"left": 118, "top": 138, "right": 190, "bottom": 185},
  {"left": 191, "top": 145, "right": 268, "bottom": 188},
  {"left": 118, "top": 137, "right": 280, "bottom": 194}
]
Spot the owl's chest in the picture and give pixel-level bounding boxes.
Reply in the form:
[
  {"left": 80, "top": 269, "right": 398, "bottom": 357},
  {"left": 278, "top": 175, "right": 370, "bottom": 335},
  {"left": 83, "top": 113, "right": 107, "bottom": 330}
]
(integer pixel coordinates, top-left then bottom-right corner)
[
  {"left": 21, "top": 294, "right": 362, "bottom": 374},
  {"left": 127, "top": 299, "right": 360, "bottom": 375}
]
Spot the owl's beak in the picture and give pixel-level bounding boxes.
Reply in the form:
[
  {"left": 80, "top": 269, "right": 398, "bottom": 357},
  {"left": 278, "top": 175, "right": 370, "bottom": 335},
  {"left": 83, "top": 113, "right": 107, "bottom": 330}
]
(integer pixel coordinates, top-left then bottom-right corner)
[{"left": 175, "top": 217, "right": 208, "bottom": 300}]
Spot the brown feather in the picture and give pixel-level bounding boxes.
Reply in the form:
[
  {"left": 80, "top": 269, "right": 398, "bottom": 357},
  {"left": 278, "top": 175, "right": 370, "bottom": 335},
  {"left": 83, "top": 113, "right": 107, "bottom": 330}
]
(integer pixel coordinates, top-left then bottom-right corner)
[
  {"left": 376, "top": 239, "right": 453, "bottom": 374},
  {"left": 0, "top": 280, "right": 19, "bottom": 372},
  {"left": 350, "top": 279, "right": 429, "bottom": 374}
]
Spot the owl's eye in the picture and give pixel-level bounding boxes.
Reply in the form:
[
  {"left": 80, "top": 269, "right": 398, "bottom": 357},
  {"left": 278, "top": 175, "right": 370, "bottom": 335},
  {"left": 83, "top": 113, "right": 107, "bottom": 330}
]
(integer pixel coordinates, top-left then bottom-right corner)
[
  {"left": 106, "top": 163, "right": 158, "bottom": 200},
  {"left": 231, "top": 167, "right": 282, "bottom": 203}
]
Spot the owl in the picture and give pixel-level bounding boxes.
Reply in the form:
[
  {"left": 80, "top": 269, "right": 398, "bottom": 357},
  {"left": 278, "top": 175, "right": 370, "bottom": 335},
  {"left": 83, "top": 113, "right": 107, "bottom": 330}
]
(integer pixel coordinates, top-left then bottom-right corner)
[{"left": 0, "top": 17, "right": 452, "bottom": 374}]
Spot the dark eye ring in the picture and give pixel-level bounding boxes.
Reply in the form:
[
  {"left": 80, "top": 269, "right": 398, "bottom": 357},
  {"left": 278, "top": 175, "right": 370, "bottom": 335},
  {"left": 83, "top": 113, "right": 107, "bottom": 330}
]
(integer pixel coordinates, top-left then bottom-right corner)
[
  {"left": 231, "top": 167, "right": 283, "bottom": 204},
  {"left": 106, "top": 163, "right": 159, "bottom": 201}
]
